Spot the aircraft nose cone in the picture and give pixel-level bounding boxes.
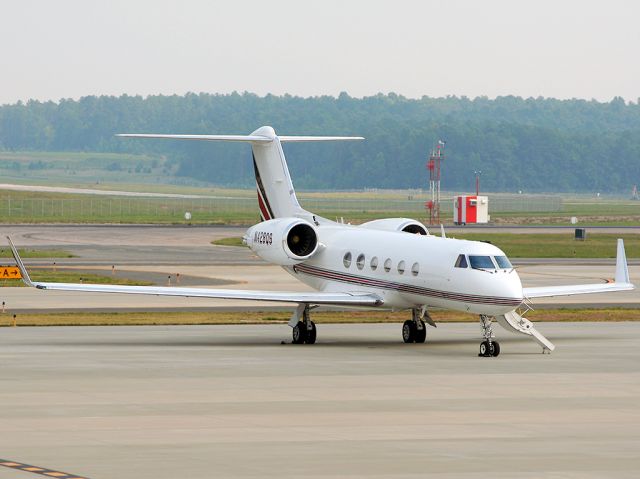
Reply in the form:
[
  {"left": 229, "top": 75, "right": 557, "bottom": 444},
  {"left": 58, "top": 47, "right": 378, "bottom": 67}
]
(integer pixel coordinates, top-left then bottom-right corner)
[{"left": 497, "top": 270, "right": 524, "bottom": 306}]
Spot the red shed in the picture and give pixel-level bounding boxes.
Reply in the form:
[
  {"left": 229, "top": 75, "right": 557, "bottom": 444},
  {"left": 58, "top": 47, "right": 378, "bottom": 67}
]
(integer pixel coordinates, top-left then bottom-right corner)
[{"left": 453, "top": 195, "right": 489, "bottom": 225}]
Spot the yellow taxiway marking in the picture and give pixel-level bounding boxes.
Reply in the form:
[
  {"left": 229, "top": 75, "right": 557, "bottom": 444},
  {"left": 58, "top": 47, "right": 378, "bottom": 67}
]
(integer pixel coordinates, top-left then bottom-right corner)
[{"left": 0, "top": 458, "right": 88, "bottom": 479}]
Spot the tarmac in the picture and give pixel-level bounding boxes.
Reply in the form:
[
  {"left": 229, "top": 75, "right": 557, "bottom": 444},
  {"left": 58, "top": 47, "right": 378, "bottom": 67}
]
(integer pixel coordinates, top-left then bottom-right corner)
[
  {"left": 0, "top": 322, "right": 639, "bottom": 478},
  {"left": 1, "top": 225, "right": 639, "bottom": 478}
]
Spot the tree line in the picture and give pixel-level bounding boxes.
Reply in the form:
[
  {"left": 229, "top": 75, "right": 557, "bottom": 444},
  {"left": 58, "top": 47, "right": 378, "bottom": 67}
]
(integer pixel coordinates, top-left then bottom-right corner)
[{"left": 1, "top": 92, "right": 639, "bottom": 192}]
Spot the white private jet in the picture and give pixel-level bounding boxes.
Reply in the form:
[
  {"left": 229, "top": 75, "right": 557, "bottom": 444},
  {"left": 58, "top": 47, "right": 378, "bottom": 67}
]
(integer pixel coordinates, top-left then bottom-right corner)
[{"left": 7, "top": 126, "right": 635, "bottom": 356}]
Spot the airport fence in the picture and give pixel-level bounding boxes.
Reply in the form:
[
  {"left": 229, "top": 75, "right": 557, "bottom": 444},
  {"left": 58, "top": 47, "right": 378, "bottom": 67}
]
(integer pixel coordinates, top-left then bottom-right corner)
[{"left": 0, "top": 194, "right": 563, "bottom": 223}]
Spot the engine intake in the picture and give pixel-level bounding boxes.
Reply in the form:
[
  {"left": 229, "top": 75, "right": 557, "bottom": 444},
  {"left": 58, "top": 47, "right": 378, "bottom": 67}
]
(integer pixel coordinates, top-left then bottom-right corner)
[
  {"left": 401, "top": 223, "right": 428, "bottom": 235},
  {"left": 286, "top": 223, "right": 317, "bottom": 257}
]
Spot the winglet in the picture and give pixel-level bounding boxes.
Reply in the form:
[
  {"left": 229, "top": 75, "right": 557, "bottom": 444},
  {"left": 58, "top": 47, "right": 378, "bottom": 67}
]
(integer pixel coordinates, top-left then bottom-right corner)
[
  {"left": 615, "top": 238, "right": 631, "bottom": 284},
  {"left": 6, "top": 237, "right": 35, "bottom": 287}
]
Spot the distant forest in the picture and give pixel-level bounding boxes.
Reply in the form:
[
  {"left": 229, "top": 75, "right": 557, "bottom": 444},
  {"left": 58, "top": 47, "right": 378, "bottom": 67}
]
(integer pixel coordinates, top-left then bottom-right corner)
[{"left": 1, "top": 92, "right": 639, "bottom": 192}]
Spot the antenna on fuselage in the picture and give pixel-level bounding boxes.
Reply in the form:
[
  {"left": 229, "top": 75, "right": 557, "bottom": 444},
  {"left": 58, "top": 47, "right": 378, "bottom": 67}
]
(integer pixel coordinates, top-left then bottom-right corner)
[{"left": 440, "top": 224, "right": 446, "bottom": 238}]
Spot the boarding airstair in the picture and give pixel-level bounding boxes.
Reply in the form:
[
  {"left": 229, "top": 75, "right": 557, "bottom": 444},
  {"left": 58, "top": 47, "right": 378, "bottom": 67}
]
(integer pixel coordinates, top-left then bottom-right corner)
[{"left": 496, "top": 302, "right": 555, "bottom": 352}]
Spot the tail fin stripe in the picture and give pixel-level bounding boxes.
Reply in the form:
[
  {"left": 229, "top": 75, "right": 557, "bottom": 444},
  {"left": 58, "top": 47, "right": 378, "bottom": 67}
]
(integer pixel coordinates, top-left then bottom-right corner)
[
  {"left": 257, "top": 190, "right": 271, "bottom": 221},
  {"left": 253, "top": 154, "right": 275, "bottom": 220}
]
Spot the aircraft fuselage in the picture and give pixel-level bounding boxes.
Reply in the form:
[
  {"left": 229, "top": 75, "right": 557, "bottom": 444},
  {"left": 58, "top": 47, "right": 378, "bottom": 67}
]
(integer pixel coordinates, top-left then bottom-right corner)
[{"left": 286, "top": 225, "right": 524, "bottom": 315}]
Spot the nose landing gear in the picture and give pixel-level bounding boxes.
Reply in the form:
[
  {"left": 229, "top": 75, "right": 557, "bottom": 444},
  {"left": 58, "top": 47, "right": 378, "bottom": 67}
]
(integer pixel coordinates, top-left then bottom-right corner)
[{"left": 479, "top": 314, "right": 500, "bottom": 357}]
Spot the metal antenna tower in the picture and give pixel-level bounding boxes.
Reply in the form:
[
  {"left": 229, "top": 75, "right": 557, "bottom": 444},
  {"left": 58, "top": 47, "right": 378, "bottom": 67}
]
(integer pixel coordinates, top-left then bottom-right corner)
[{"left": 425, "top": 140, "right": 445, "bottom": 225}]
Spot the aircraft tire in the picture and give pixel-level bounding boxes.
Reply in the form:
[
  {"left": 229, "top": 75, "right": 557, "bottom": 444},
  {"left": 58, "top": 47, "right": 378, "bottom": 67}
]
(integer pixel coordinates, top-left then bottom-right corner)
[
  {"left": 402, "top": 320, "right": 416, "bottom": 343},
  {"left": 305, "top": 321, "right": 317, "bottom": 344},
  {"left": 491, "top": 341, "right": 500, "bottom": 357},
  {"left": 479, "top": 340, "right": 490, "bottom": 356},
  {"left": 292, "top": 323, "right": 307, "bottom": 344},
  {"left": 415, "top": 320, "right": 427, "bottom": 343}
]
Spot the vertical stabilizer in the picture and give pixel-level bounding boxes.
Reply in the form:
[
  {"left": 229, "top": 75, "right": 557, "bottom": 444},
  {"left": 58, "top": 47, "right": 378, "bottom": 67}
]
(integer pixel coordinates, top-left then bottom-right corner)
[{"left": 250, "top": 126, "right": 305, "bottom": 220}]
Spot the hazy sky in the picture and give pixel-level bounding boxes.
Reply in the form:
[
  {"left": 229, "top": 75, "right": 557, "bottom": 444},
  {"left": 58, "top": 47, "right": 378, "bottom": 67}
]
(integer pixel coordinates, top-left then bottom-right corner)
[{"left": 2, "top": 0, "right": 638, "bottom": 105}]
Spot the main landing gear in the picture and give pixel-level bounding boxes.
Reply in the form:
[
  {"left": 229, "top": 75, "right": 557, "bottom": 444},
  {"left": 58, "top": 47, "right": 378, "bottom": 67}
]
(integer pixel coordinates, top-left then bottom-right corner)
[
  {"left": 402, "top": 308, "right": 427, "bottom": 343},
  {"left": 479, "top": 314, "right": 500, "bottom": 357},
  {"left": 291, "top": 304, "right": 317, "bottom": 344}
]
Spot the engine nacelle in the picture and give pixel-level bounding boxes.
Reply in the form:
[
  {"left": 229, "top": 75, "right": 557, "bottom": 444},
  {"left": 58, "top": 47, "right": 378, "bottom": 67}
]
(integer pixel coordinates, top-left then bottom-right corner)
[
  {"left": 244, "top": 218, "right": 319, "bottom": 266},
  {"left": 359, "top": 218, "right": 429, "bottom": 235}
]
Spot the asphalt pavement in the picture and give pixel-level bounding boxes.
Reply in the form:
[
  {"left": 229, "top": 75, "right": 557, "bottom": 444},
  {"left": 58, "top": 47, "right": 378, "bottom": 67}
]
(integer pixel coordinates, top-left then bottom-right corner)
[{"left": 0, "top": 322, "right": 639, "bottom": 478}]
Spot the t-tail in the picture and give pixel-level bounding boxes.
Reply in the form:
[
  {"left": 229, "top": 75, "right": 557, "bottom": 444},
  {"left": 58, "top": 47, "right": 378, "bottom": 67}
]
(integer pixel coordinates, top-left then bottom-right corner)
[{"left": 117, "top": 126, "right": 363, "bottom": 221}]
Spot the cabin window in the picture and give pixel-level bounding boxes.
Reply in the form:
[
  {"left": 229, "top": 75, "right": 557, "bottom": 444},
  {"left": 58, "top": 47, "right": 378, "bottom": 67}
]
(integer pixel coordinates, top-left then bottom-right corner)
[
  {"left": 397, "top": 260, "right": 406, "bottom": 274},
  {"left": 494, "top": 256, "right": 513, "bottom": 269},
  {"left": 384, "top": 258, "right": 392, "bottom": 272},
  {"left": 469, "top": 255, "right": 495, "bottom": 270},
  {"left": 343, "top": 252, "right": 352, "bottom": 268},
  {"left": 356, "top": 254, "right": 365, "bottom": 270},
  {"left": 411, "top": 262, "right": 419, "bottom": 276},
  {"left": 370, "top": 256, "right": 379, "bottom": 271},
  {"left": 455, "top": 254, "right": 468, "bottom": 268}
]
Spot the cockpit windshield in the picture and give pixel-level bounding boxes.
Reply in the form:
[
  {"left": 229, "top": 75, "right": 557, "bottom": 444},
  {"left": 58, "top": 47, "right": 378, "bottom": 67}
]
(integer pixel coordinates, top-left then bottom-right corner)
[
  {"left": 469, "top": 255, "right": 495, "bottom": 270},
  {"left": 494, "top": 255, "right": 513, "bottom": 269},
  {"left": 456, "top": 254, "right": 513, "bottom": 271}
]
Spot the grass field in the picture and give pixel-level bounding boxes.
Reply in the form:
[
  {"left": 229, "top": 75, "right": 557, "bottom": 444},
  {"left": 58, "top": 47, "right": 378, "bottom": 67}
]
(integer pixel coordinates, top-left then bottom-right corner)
[
  {"left": 0, "top": 248, "right": 73, "bottom": 258},
  {"left": 1, "top": 308, "right": 638, "bottom": 327},
  {"left": 1, "top": 155, "right": 639, "bottom": 225},
  {"left": 495, "top": 200, "right": 640, "bottom": 226},
  {"left": 212, "top": 237, "right": 246, "bottom": 247},
  {"left": 0, "top": 270, "right": 152, "bottom": 288},
  {"left": 0, "top": 150, "right": 178, "bottom": 188},
  {"left": 452, "top": 233, "right": 639, "bottom": 258}
]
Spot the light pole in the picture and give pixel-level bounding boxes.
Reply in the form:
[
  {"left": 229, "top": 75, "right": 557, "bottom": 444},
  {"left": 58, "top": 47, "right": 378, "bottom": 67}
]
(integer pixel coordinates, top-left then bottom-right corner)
[{"left": 474, "top": 170, "right": 482, "bottom": 196}]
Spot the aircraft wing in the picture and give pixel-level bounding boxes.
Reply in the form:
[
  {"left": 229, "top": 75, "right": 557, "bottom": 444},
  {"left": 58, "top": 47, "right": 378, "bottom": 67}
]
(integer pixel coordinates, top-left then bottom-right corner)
[
  {"left": 523, "top": 239, "right": 634, "bottom": 299},
  {"left": 7, "top": 237, "right": 383, "bottom": 307},
  {"left": 523, "top": 282, "right": 634, "bottom": 298}
]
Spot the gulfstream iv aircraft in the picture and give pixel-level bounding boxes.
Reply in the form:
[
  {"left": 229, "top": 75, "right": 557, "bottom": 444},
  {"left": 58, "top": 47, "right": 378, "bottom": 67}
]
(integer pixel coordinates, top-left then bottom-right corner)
[{"left": 7, "top": 126, "right": 635, "bottom": 356}]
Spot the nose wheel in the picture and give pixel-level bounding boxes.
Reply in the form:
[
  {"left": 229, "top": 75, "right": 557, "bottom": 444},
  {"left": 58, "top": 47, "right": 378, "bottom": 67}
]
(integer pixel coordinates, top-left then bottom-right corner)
[
  {"left": 479, "top": 314, "right": 500, "bottom": 357},
  {"left": 479, "top": 339, "right": 500, "bottom": 357}
]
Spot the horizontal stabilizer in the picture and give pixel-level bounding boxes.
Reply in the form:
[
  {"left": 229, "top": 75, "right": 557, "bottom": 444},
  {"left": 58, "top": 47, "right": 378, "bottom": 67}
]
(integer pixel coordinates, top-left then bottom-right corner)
[
  {"left": 116, "top": 134, "right": 273, "bottom": 142},
  {"left": 278, "top": 136, "right": 364, "bottom": 142},
  {"left": 117, "top": 133, "right": 364, "bottom": 143}
]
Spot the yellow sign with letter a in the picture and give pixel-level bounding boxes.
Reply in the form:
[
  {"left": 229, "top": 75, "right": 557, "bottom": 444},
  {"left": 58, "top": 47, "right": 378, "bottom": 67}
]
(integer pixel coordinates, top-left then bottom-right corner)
[{"left": 0, "top": 266, "right": 21, "bottom": 279}]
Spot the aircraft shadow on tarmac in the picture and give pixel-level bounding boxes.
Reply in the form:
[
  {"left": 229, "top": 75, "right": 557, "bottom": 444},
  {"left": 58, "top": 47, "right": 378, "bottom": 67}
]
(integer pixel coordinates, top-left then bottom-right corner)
[{"left": 41, "top": 330, "right": 614, "bottom": 353}]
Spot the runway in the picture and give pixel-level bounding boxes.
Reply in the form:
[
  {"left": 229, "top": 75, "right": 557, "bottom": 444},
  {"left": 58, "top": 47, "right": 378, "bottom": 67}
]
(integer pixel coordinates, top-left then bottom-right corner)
[
  {"left": 1, "top": 323, "right": 639, "bottom": 478},
  {"left": 1, "top": 225, "right": 638, "bottom": 312}
]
